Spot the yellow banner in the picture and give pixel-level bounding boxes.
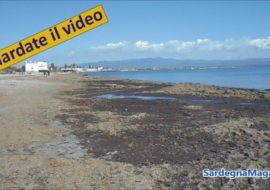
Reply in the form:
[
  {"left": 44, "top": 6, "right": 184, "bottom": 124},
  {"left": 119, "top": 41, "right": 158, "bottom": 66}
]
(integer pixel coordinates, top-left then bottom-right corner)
[{"left": 0, "top": 5, "right": 108, "bottom": 70}]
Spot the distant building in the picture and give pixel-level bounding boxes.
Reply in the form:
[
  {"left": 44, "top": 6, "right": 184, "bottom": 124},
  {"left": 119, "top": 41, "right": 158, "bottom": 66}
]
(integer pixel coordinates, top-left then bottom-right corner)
[
  {"left": 49, "top": 63, "right": 58, "bottom": 72},
  {"left": 25, "top": 61, "right": 49, "bottom": 73},
  {"left": 85, "top": 67, "right": 103, "bottom": 72},
  {"left": 61, "top": 66, "right": 104, "bottom": 73}
]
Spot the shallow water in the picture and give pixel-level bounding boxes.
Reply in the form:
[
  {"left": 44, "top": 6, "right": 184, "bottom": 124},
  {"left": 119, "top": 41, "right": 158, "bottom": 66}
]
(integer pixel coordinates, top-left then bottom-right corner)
[
  {"left": 96, "top": 93, "right": 256, "bottom": 107},
  {"left": 238, "top": 102, "right": 256, "bottom": 106},
  {"left": 97, "top": 94, "right": 176, "bottom": 101},
  {"left": 190, "top": 99, "right": 225, "bottom": 104}
]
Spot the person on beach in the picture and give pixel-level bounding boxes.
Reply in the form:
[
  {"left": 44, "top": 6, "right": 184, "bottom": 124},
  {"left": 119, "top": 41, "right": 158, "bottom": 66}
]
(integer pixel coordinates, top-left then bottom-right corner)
[{"left": 42, "top": 70, "right": 50, "bottom": 77}]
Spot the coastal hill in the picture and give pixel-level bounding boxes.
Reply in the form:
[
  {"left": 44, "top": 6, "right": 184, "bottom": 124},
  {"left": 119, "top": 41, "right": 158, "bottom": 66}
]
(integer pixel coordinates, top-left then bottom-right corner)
[{"left": 79, "top": 58, "right": 270, "bottom": 69}]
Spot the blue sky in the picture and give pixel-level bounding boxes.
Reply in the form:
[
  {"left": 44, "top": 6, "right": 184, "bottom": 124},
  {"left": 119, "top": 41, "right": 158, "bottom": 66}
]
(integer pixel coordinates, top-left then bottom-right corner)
[{"left": 1, "top": 1, "right": 270, "bottom": 65}]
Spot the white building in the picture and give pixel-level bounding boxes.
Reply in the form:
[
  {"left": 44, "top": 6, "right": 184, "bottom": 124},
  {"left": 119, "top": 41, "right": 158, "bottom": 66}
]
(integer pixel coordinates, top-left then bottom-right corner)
[
  {"left": 85, "top": 67, "right": 103, "bottom": 72},
  {"left": 25, "top": 61, "right": 49, "bottom": 73},
  {"left": 61, "top": 67, "right": 104, "bottom": 73}
]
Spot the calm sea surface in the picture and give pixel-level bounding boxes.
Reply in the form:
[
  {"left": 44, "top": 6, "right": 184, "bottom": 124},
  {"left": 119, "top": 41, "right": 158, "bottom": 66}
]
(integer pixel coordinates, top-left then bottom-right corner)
[{"left": 88, "top": 66, "right": 270, "bottom": 90}]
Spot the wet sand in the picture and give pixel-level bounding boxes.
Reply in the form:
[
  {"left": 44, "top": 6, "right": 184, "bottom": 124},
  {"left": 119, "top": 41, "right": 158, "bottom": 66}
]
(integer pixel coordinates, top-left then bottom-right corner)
[{"left": 1, "top": 73, "right": 270, "bottom": 189}]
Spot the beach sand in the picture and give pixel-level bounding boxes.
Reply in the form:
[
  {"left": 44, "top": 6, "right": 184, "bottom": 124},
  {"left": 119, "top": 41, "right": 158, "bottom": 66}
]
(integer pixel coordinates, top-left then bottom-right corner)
[{"left": 0, "top": 73, "right": 270, "bottom": 189}]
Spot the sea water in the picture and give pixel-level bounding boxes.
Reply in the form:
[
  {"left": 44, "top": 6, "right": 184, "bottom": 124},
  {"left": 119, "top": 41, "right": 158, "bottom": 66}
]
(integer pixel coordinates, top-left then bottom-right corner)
[{"left": 88, "top": 66, "right": 270, "bottom": 90}]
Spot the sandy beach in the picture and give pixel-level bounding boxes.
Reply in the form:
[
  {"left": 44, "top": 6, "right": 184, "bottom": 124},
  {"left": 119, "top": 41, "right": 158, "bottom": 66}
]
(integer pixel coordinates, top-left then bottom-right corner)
[{"left": 1, "top": 73, "right": 270, "bottom": 189}]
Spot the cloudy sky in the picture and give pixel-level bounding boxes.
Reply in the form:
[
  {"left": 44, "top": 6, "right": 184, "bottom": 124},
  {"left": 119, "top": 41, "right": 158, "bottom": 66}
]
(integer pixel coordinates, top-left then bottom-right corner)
[{"left": 1, "top": 1, "right": 270, "bottom": 65}]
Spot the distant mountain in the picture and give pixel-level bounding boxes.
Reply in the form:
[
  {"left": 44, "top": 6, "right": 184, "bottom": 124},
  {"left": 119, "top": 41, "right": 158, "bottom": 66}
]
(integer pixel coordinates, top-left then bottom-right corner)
[{"left": 79, "top": 58, "right": 270, "bottom": 69}]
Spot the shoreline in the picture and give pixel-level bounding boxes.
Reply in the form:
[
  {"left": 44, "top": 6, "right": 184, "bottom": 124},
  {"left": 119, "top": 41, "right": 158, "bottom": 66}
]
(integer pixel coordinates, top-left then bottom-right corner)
[
  {"left": 2, "top": 71, "right": 270, "bottom": 91},
  {"left": 1, "top": 73, "right": 270, "bottom": 189}
]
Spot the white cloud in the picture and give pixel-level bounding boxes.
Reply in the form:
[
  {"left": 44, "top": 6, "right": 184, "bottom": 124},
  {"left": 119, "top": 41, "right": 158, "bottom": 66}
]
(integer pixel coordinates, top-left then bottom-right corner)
[
  {"left": 90, "top": 38, "right": 270, "bottom": 53},
  {"left": 159, "top": 39, "right": 225, "bottom": 52},
  {"left": 246, "top": 37, "right": 270, "bottom": 49},
  {"left": 90, "top": 41, "right": 127, "bottom": 50},
  {"left": 88, "top": 37, "right": 270, "bottom": 59},
  {"left": 135, "top": 40, "right": 164, "bottom": 51}
]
